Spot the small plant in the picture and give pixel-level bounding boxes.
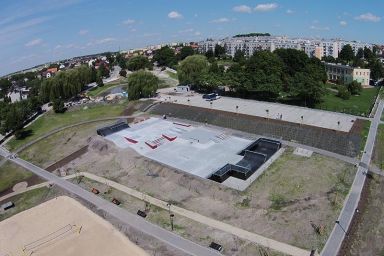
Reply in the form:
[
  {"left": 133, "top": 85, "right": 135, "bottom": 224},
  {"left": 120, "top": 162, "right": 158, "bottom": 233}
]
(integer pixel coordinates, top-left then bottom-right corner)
[{"left": 269, "top": 193, "right": 287, "bottom": 210}]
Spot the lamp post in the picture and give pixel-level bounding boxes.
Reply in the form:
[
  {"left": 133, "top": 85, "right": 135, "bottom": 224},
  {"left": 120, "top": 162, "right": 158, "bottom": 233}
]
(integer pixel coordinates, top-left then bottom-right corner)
[
  {"left": 266, "top": 109, "right": 269, "bottom": 119},
  {"left": 187, "top": 98, "right": 190, "bottom": 106},
  {"left": 301, "top": 115, "right": 304, "bottom": 125},
  {"left": 210, "top": 101, "right": 213, "bottom": 109},
  {"left": 170, "top": 213, "right": 175, "bottom": 231},
  {"left": 236, "top": 105, "right": 239, "bottom": 114}
]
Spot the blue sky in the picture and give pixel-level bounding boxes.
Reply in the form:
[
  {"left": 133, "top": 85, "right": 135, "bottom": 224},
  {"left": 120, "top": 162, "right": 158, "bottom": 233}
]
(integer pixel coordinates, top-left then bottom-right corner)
[{"left": 0, "top": 0, "right": 383, "bottom": 76}]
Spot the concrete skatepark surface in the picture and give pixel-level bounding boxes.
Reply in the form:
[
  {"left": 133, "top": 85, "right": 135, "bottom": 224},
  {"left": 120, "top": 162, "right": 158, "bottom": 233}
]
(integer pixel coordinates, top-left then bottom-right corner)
[
  {"left": 105, "top": 117, "right": 252, "bottom": 178},
  {"left": 0, "top": 196, "right": 148, "bottom": 256},
  {"left": 157, "top": 89, "right": 357, "bottom": 132}
]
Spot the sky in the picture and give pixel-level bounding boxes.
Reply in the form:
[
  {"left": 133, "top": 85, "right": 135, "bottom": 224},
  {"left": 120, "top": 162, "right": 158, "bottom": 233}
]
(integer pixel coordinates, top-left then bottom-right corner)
[{"left": 0, "top": 0, "right": 383, "bottom": 76}]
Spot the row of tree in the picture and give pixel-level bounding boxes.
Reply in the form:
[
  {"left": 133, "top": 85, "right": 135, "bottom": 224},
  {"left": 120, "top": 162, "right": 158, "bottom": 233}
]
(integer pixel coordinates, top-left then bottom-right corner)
[{"left": 177, "top": 49, "right": 327, "bottom": 106}]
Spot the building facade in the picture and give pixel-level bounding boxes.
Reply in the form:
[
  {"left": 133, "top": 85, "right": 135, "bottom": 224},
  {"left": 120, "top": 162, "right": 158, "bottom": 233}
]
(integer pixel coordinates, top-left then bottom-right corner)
[
  {"left": 324, "top": 62, "right": 371, "bottom": 86},
  {"left": 198, "top": 35, "right": 373, "bottom": 59}
]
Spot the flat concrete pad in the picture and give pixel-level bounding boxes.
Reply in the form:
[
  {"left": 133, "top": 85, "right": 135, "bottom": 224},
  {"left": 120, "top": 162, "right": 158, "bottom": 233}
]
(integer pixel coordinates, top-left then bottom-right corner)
[
  {"left": 293, "top": 148, "right": 313, "bottom": 157},
  {"left": 105, "top": 118, "right": 252, "bottom": 178},
  {"left": 156, "top": 89, "right": 356, "bottom": 132}
]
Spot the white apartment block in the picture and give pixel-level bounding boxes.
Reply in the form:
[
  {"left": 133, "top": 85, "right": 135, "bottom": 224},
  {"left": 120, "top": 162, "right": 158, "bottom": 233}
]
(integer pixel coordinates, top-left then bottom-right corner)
[
  {"left": 198, "top": 36, "right": 373, "bottom": 59},
  {"left": 324, "top": 62, "right": 371, "bottom": 86}
]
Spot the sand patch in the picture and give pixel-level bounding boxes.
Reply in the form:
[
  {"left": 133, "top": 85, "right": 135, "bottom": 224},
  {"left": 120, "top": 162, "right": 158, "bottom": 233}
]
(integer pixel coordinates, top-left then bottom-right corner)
[{"left": 0, "top": 196, "right": 148, "bottom": 256}]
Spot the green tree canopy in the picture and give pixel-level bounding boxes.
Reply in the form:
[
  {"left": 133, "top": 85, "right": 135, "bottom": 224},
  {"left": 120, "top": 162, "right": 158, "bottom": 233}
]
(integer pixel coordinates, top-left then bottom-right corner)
[
  {"left": 127, "top": 55, "right": 151, "bottom": 71},
  {"left": 214, "top": 44, "right": 226, "bottom": 58},
  {"left": 177, "top": 55, "right": 209, "bottom": 88},
  {"left": 338, "top": 44, "right": 354, "bottom": 63},
  {"left": 178, "top": 46, "right": 195, "bottom": 60},
  {"left": 128, "top": 70, "right": 159, "bottom": 100},
  {"left": 153, "top": 46, "right": 177, "bottom": 67},
  {"left": 233, "top": 50, "right": 246, "bottom": 64}
]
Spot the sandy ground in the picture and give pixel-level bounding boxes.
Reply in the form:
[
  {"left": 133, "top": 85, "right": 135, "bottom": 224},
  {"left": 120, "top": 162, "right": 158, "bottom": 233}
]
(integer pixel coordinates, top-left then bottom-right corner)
[
  {"left": 65, "top": 132, "right": 354, "bottom": 251},
  {"left": 0, "top": 196, "right": 148, "bottom": 256}
]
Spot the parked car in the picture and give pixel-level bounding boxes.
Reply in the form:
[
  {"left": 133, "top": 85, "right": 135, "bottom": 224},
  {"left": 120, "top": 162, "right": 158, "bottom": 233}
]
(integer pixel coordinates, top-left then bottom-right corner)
[
  {"left": 112, "top": 198, "right": 121, "bottom": 205},
  {"left": 202, "top": 93, "right": 220, "bottom": 101}
]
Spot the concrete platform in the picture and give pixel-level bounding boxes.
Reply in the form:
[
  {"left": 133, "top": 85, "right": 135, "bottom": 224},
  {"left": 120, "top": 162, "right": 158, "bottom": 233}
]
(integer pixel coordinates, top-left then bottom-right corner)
[
  {"left": 156, "top": 89, "right": 356, "bottom": 132},
  {"left": 105, "top": 118, "right": 252, "bottom": 179}
]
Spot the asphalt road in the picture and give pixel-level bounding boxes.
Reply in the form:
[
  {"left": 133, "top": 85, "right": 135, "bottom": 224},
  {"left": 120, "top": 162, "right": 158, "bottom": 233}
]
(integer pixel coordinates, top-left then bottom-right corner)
[
  {"left": 0, "top": 147, "right": 220, "bottom": 256},
  {"left": 321, "top": 100, "right": 384, "bottom": 256}
]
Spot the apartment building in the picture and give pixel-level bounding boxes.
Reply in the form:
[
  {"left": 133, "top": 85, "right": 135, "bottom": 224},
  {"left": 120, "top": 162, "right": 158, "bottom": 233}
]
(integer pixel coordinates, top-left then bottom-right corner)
[
  {"left": 324, "top": 62, "right": 371, "bottom": 86},
  {"left": 198, "top": 35, "right": 373, "bottom": 59}
]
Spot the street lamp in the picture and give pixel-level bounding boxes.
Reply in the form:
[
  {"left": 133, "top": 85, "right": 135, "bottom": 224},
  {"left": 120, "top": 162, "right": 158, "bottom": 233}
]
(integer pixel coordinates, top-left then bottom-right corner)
[
  {"left": 265, "top": 109, "right": 269, "bottom": 119},
  {"left": 210, "top": 101, "right": 213, "bottom": 108},
  {"left": 170, "top": 213, "right": 175, "bottom": 231},
  {"left": 236, "top": 105, "right": 239, "bottom": 113}
]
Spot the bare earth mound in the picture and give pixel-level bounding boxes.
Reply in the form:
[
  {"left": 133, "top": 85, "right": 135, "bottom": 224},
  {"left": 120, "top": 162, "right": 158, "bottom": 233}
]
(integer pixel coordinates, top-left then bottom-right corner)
[{"left": 0, "top": 196, "right": 148, "bottom": 256}]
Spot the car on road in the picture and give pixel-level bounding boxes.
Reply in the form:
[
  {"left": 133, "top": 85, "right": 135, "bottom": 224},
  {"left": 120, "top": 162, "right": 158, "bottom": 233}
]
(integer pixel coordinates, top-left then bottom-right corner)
[{"left": 202, "top": 93, "right": 220, "bottom": 101}]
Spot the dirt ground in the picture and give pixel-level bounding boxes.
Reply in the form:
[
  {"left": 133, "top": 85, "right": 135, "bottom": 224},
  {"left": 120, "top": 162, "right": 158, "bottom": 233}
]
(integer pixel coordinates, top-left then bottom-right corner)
[
  {"left": 74, "top": 177, "right": 286, "bottom": 256},
  {"left": 340, "top": 174, "right": 384, "bottom": 256},
  {"left": 20, "top": 121, "right": 116, "bottom": 168},
  {"left": 0, "top": 196, "right": 148, "bottom": 256},
  {"left": 64, "top": 132, "right": 355, "bottom": 252}
]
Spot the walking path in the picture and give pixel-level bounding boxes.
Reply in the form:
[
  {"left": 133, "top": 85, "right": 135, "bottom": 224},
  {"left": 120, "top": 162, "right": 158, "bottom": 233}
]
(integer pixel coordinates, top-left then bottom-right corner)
[
  {"left": 0, "top": 168, "right": 311, "bottom": 256},
  {"left": 321, "top": 100, "right": 384, "bottom": 256}
]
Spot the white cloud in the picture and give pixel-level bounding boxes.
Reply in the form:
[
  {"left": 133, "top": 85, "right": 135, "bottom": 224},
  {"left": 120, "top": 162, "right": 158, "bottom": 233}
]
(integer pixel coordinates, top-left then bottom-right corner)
[
  {"left": 355, "top": 13, "right": 381, "bottom": 22},
  {"left": 78, "top": 29, "right": 88, "bottom": 35},
  {"left": 96, "top": 37, "right": 116, "bottom": 44},
  {"left": 168, "top": 11, "right": 183, "bottom": 19},
  {"left": 254, "top": 3, "right": 278, "bottom": 12},
  {"left": 340, "top": 21, "right": 347, "bottom": 26},
  {"left": 211, "top": 17, "right": 230, "bottom": 23},
  {"left": 178, "top": 28, "right": 194, "bottom": 33},
  {"left": 309, "top": 25, "right": 330, "bottom": 31},
  {"left": 122, "top": 19, "right": 135, "bottom": 25},
  {"left": 233, "top": 5, "right": 252, "bottom": 13},
  {"left": 25, "top": 38, "right": 43, "bottom": 47},
  {"left": 286, "top": 9, "right": 294, "bottom": 14},
  {"left": 194, "top": 31, "right": 201, "bottom": 36}
]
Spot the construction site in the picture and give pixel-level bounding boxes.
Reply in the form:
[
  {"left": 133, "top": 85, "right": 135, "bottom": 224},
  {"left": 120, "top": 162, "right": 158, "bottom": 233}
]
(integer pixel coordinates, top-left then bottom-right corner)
[{"left": 1, "top": 93, "right": 377, "bottom": 256}]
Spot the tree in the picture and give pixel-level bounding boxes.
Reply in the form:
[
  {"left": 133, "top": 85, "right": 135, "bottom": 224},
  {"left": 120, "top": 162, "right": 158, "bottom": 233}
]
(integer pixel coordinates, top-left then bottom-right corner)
[
  {"left": 337, "top": 86, "right": 351, "bottom": 100},
  {"left": 179, "top": 46, "right": 195, "bottom": 60},
  {"left": 105, "top": 52, "right": 115, "bottom": 65},
  {"left": 347, "top": 81, "right": 362, "bottom": 95},
  {"left": 233, "top": 50, "right": 246, "bottom": 64},
  {"left": 127, "top": 70, "right": 159, "bottom": 100},
  {"left": 244, "top": 51, "right": 284, "bottom": 97},
  {"left": 322, "top": 56, "right": 337, "bottom": 63},
  {"left": 96, "top": 75, "right": 104, "bottom": 87},
  {"left": 205, "top": 49, "right": 214, "bottom": 59},
  {"left": 356, "top": 48, "right": 364, "bottom": 59},
  {"left": 119, "top": 69, "right": 127, "bottom": 77},
  {"left": 178, "top": 55, "right": 209, "bottom": 88},
  {"left": 127, "top": 55, "right": 150, "bottom": 71},
  {"left": 338, "top": 44, "right": 354, "bottom": 63},
  {"left": 363, "top": 47, "right": 375, "bottom": 60},
  {"left": 369, "top": 59, "right": 384, "bottom": 80},
  {"left": 214, "top": 44, "right": 226, "bottom": 58},
  {"left": 53, "top": 98, "right": 65, "bottom": 113},
  {"left": 115, "top": 53, "right": 127, "bottom": 69},
  {"left": 292, "top": 72, "right": 324, "bottom": 106},
  {"left": 153, "top": 46, "right": 177, "bottom": 67},
  {"left": 97, "top": 63, "right": 110, "bottom": 78}
]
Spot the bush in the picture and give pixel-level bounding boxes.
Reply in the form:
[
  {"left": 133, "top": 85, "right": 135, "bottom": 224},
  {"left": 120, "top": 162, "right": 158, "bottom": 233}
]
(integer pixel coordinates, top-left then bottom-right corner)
[
  {"left": 347, "top": 81, "right": 362, "bottom": 95},
  {"left": 119, "top": 69, "right": 127, "bottom": 77},
  {"left": 128, "top": 70, "right": 159, "bottom": 100},
  {"left": 337, "top": 86, "right": 351, "bottom": 100},
  {"left": 52, "top": 98, "right": 65, "bottom": 113}
]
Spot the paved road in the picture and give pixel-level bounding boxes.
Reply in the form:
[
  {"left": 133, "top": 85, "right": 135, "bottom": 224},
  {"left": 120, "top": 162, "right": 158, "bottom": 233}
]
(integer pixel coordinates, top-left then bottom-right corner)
[
  {"left": 321, "top": 100, "right": 384, "bottom": 256},
  {"left": 0, "top": 148, "right": 220, "bottom": 256}
]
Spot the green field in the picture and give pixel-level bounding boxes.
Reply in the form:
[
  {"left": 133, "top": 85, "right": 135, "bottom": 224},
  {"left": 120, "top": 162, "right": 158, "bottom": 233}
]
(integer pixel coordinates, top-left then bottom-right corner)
[
  {"left": 0, "top": 187, "right": 55, "bottom": 221},
  {"left": 165, "top": 71, "right": 178, "bottom": 80},
  {"left": 0, "top": 161, "right": 33, "bottom": 192},
  {"left": 6, "top": 102, "right": 127, "bottom": 151},
  {"left": 316, "top": 87, "right": 379, "bottom": 116},
  {"left": 373, "top": 125, "right": 384, "bottom": 168},
  {"left": 360, "top": 120, "right": 371, "bottom": 152}
]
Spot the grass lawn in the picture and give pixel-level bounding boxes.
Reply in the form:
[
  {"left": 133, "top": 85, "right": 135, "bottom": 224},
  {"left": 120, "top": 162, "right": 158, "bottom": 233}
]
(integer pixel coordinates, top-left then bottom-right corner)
[
  {"left": 165, "top": 71, "right": 178, "bottom": 80},
  {"left": 6, "top": 102, "right": 127, "bottom": 151},
  {"left": 0, "top": 161, "right": 33, "bottom": 193},
  {"left": 373, "top": 125, "right": 384, "bottom": 169},
  {"left": 316, "top": 87, "right": 379, "bottom": 116},
  {"left": 245, "top": 148, "right": 355, "bottom": 250},
  {"left": 360, "top": 120, "right": 371, "bottom": 152},
  {"left": 217, "top": 59, "right": 235, "bottom": 66}
]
